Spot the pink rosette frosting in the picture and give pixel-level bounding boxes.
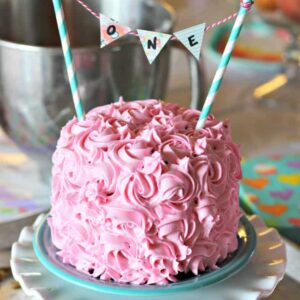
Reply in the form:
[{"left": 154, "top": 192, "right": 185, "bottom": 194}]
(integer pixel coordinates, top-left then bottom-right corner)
[{"left": 49, "top": 99, "right": 242, "bottom": 285}]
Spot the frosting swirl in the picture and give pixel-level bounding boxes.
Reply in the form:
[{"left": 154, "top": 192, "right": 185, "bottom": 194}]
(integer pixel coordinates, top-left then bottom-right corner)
[{"left": 49, "top": 99, "right": 241, "bottom": 285}]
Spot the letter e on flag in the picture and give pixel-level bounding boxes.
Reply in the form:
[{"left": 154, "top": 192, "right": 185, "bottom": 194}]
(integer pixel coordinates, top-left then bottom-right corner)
[{"left": 174, "top": 23, "right": 206, "bottom": 60}]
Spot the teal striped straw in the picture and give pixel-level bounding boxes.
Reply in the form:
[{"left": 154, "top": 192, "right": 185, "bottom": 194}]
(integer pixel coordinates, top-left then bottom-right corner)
[
  {"left": 196, "top": 0, "right": 254, "bottom": 129},
  {"left": 52, "top": 0, "right": 85, "bottom": 121}
]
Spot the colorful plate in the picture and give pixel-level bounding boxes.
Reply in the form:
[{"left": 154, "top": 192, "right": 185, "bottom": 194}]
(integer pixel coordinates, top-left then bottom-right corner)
[{"left": 32, "top": 215, "right": 256, "bottom": 296}]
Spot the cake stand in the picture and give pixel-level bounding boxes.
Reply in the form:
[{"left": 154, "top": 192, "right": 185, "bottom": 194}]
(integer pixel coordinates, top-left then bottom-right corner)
[{"left": 10, "top": 214, "right": 286, "bottom": 300}]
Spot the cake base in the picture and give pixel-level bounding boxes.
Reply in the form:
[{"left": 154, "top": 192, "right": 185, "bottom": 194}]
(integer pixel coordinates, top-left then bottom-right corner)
[
  {"left": 31, "top": 215, "right": 256, "bottom": 295},
  {"left": 11, "top": 214, "right": 286, "bottom": 300}
]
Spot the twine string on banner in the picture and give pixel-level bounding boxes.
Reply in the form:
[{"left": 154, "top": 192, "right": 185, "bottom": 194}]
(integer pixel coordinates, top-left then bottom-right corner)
[{"left": 75, "top": 0, "right": 240, "bottom": 38}]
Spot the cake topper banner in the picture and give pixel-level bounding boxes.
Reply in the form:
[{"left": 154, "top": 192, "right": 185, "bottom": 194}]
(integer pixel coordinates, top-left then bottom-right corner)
[
  {"left": 99, "top": 13, "right": 206, "bottom": 64},
  {"left": 59, "top": 0, "right": 254, "bottom": 122},
  {"left": 76, "top": 0, "right": 246, "bottom": 65}
]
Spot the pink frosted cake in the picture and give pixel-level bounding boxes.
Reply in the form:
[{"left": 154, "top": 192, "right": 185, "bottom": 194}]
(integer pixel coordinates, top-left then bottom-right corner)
[{"left": 49, "top": 99, "right": 242, "bottom": 285}]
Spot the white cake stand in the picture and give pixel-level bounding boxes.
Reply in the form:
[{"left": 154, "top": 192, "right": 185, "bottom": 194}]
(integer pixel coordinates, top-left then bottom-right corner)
[{"left": 10, "top": 215, "right": 286, "bottom": 300}]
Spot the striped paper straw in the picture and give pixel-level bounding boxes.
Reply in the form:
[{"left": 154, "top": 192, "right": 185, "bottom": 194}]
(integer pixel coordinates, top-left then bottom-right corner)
[
  {"left": 52, "top": 0, "right": 85, "bottom": 121},
  {"left": 196, "top": 0, "right": 253, "bottom": 129}
]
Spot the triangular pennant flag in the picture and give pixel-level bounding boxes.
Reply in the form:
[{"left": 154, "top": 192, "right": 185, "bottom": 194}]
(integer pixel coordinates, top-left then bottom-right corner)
[
  {"left": 100, "top": 14, "right": 132, "bottom": 48},
  {"left": 174, "top": 23, "right": 206, "bottom": 60},
  {"left": 137, "top": 30, "right": 172, "bottom": 64}
]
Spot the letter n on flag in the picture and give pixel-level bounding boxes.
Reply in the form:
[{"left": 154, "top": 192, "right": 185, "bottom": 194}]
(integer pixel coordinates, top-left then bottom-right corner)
[
  {"left": 174, "top": 23, "right": 206, "bottom": 61},
  {"left": 137, "top": 30, "right": 172, "bottom": 64},
  {"left": 100, "top": 14, "right": 132, "bottom": 48}
]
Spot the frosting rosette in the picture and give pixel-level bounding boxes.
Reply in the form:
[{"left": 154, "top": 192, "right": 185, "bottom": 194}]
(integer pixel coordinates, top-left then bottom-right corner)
[{"left": 49, "top": 99, "right": 242, "bottom": 285}]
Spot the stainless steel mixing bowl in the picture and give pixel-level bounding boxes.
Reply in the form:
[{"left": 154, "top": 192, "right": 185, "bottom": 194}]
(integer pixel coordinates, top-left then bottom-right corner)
[{"left": 0, "top": 0, "right": 205, "bottom": 180}]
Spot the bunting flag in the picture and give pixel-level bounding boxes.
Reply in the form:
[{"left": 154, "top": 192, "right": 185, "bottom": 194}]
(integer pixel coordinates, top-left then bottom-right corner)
[
  {"left": 100, "top": 14, "right": 132, "bottom": 48},
  {"left": 99, "top": 14, "right": 206, "bottom": 63},
  {"left": 174, "top": 23, "right": 206, "bottom": 60},
  {"left": 76, "top": 0, "right": 253, "bottom": 65},
  {"left": 137, "top": 30, "right": 172, "bottom": 64}
]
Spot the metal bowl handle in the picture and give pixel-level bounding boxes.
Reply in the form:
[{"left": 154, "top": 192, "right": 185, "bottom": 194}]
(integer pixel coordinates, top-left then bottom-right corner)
[{"left": 170, "top": 39, "right": 206, "bottom": 110}]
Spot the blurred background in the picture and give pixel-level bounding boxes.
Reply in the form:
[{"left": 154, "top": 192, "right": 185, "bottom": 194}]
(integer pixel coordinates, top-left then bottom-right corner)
[
  {"left": 168, "top": 0, "right": 300, "bottom": 158},
  {"left": 0, "top": 0, "right": 299, "bottom": 298}
]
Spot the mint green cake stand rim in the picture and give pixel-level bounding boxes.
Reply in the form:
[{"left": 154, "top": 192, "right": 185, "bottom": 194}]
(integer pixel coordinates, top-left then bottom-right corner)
[{"left": 33, "top": 215, "right": 256, "bottom": 296}]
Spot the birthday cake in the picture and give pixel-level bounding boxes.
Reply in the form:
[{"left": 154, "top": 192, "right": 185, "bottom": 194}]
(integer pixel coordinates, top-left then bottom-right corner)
[{"left": 48, "top": 99, "right": 242, "bottom": 285}]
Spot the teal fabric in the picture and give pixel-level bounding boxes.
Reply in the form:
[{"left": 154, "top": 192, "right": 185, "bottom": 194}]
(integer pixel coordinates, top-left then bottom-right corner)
[{"left": 240, "top": 155, "right": 300, "bottom": 244}]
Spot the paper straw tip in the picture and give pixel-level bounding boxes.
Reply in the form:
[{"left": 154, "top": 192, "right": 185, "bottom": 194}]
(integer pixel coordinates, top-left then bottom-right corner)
[{"left": 240, "top": 0, "right": 254, "bottom": 10}]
